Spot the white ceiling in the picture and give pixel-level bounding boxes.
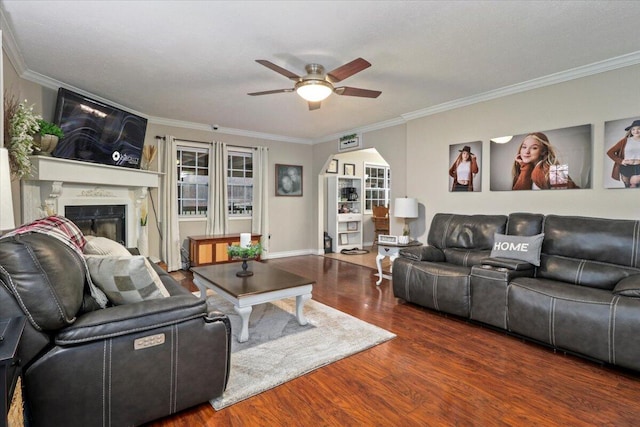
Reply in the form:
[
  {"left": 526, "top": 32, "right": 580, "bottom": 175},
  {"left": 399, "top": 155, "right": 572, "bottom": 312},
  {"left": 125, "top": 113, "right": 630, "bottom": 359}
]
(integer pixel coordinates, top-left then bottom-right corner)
[{"left": 2, "top": 1, "right": 640, "bottom": 143}]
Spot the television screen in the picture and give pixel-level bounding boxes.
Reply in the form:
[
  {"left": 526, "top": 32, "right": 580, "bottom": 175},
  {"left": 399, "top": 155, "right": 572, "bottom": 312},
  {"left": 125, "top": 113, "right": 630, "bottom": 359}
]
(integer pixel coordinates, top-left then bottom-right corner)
[{"left": 52, "top": 88, "right": 147, "bottom": 169}]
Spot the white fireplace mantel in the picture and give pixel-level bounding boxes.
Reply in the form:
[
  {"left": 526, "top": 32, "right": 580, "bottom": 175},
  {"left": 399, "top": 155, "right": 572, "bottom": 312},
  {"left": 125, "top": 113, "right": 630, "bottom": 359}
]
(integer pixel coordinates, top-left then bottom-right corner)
[
  {"left": 21, "top": 156, "right": 163, "bottom": 248},
  {"left": 29, "top": 155, "right": 160, "bottom": 188}
]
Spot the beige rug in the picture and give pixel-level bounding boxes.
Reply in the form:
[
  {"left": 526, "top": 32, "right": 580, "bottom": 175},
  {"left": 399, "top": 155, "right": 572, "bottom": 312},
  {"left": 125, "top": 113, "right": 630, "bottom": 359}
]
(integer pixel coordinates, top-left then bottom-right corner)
[{"left": 207, "top": 293, "right": 395, "bottom": 410}]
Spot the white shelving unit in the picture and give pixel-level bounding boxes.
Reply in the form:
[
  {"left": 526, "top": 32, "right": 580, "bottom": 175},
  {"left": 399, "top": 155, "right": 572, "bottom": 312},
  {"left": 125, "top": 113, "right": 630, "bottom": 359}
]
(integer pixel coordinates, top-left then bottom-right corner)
[{"left": 327, "top": 175, "right": 363, "bottom": 252}]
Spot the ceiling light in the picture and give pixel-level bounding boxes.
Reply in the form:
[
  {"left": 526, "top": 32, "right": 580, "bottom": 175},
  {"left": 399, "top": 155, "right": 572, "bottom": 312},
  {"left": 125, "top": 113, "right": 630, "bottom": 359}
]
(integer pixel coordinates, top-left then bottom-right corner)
[
  {"left": 295, "top": 80, "right": 333, "bottom": 102},
  {"left": 491, "top": 136, "right": 513, "bottom": 144}
]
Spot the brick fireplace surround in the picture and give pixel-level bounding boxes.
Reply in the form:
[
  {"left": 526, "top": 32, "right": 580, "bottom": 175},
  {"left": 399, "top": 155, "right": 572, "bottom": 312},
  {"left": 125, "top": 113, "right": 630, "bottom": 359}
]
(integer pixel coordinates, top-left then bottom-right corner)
[{"left": 21, "top": 156, "right": 160, "bottom": 248}]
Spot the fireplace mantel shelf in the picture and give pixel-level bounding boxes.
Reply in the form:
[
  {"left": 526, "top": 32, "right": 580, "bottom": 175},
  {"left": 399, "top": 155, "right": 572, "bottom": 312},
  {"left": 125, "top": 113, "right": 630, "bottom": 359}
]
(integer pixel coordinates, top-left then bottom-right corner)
[{"left": 27, "top": 155, "right": 161, "bottom": 188}]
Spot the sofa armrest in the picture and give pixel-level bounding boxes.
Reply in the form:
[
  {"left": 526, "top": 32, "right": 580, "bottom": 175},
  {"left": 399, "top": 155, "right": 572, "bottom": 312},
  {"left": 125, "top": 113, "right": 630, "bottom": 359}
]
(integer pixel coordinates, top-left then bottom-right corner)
[
  {"left": 55, "top": 295, "right": 210, "bottom": 345},
  {"left": 399, "top": 245, "right": 445, "bottom": 262},
  {"left": 481, "top": 257, "right": 534, "bottom": 271},
  {"left": 613, "top": 275, "right": 640, "bottom": 297}
]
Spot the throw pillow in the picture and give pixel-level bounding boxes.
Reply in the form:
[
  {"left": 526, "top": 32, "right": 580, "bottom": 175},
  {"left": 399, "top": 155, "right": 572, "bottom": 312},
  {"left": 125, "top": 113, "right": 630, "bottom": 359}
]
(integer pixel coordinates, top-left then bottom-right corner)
[
  {"left": 85, "top": 256, "right": 170, "bottom": 305},
  {"left": 490, "top": 233, "right": 544, "bottom": 266},
  {"left": 84, "top": 236, "right": 131, "bottom": 256}
]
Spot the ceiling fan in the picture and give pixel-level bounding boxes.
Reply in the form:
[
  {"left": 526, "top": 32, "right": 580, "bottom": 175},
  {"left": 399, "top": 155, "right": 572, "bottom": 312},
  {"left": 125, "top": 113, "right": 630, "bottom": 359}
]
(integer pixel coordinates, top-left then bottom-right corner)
[{"left": 248, "top": 58, "right": 381, "bottom": 111}]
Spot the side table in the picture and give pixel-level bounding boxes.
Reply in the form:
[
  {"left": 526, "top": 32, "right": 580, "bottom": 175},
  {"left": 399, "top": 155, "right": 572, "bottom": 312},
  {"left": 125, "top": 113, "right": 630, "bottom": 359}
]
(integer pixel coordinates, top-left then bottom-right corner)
[
  {"left": 375, "top": 240, "right": 422, "bottom": 285},
  {"left": 1, "top": 316, "right": 26, "bottom": 427}
]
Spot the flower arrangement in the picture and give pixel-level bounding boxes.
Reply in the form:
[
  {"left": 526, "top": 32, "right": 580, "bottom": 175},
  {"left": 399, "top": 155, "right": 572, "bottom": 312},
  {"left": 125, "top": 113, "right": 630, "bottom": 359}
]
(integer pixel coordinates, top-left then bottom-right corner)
[
  {"left": 4, "top": 93, "right": 41, "bottom": 179},
  {"left": 140, "top": 203, "right": 148, "bottom": 226},
  {"left": 141, "top": 145, "right": 157, "bottom": 170},
  {"left": 227, "top": 242, "right": 262, "bottom": 259}
]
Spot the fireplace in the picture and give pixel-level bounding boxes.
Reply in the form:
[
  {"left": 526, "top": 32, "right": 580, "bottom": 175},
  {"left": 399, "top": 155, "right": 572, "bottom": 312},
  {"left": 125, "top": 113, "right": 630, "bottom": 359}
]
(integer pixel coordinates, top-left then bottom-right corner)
[
  {"left": 21, "top": 156, "right": 160, "bottom": 249},
  {"left": 65, "top": 204, "right": 127, "bottom": 245}
]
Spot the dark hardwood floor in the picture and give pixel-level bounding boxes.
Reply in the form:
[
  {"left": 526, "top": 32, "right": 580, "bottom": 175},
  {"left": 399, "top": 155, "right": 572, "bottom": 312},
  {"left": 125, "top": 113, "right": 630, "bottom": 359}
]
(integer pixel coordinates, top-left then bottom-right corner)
[{"left": 149, "top": 255, "right": 640, "bottom": 426}]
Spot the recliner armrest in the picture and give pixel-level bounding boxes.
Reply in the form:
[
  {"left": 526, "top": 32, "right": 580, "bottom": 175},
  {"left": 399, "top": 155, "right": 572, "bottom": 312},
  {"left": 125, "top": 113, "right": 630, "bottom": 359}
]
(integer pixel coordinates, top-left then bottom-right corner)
[
  {"left": 55, "top": 295, "right": 210, "bottom": 345},
  {"left": 481, "top": 257, "right": 534, "bottom": 271},
  {"left": 399, "top": 245, "right": 445, "bottom": 262}
]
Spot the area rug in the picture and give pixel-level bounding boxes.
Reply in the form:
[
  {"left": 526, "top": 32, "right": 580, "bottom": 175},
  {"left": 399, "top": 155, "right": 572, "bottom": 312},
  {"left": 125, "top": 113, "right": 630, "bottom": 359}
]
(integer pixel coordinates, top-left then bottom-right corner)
[{"left": 206, "top": 292, "right": 395, "bottom": 410}]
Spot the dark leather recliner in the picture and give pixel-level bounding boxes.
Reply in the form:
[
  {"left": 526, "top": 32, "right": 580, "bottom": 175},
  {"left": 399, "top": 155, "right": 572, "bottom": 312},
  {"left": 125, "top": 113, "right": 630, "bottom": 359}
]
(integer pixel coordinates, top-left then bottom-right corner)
[
  {"left": 0, "top": 232, "right": 231, "bottom": 426},
  {"left": 392, "top": 213, "right": 507, "bottom": 317}
]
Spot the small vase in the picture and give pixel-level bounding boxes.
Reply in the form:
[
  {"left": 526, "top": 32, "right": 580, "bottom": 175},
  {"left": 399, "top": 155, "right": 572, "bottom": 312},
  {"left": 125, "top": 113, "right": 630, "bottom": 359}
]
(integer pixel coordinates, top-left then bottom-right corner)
[
  {"left": 138, "top": 226, "right": 149, "bottom": 256},
  {"left": 33, "top": 134, "right": 59, "bottom": 156},
  {"left": 236, "top": 258, "right": 254, "bottom": 277}
]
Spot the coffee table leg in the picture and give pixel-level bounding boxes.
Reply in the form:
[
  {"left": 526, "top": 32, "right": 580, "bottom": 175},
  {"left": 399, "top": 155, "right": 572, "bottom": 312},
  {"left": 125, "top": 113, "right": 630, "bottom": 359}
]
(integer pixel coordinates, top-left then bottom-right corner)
[
  {"left": 296, "top": 294, "right": 311, "bottom": 325},
  {"left": 234, "top": 305, "right": 252, "bottom": 342}
]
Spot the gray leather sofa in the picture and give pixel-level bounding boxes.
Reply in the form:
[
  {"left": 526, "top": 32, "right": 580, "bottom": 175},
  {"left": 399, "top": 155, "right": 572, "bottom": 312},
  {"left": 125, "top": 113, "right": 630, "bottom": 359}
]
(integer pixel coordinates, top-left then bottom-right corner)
[
  {"left": 0, "top": 232, "right": 231, "bottom": 426},
  {"left": 393, "top": 212, "right": 640, "bottom": 372}
]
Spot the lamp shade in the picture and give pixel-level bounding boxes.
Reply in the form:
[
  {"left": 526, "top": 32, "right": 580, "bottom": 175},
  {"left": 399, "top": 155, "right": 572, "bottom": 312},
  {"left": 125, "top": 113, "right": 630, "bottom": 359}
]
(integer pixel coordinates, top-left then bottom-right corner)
[
  {"left": 295, "top": 80, "right": 333, "bottom": 102},
  {"left": 0, "top": 147, "right": 15, "bottom": 231},
  {"left": 394, "top": 197, "right": 418, "bottom": 219}
]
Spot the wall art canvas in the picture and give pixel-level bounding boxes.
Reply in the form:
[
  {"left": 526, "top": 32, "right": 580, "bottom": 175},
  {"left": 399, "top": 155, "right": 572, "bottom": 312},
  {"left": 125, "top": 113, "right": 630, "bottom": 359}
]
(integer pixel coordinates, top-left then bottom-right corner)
[
  {"left": 603, "top": 116, "right": 640, "bottom": 189},
  {"left": 489, "top": 125, "right": 592, "bottom": 191},
  {"left": 448, "top": 141, "right": 482, "bottom": 192},
  {"left": 275, "top": 164, "right": 303, "bottom": 196}
]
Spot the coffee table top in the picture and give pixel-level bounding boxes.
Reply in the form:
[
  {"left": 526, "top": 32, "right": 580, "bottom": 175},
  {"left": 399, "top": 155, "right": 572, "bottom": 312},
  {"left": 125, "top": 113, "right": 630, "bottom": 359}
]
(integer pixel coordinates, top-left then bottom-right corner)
[{"left": 191, "top": 261, "right": 314, "bottom": 298}]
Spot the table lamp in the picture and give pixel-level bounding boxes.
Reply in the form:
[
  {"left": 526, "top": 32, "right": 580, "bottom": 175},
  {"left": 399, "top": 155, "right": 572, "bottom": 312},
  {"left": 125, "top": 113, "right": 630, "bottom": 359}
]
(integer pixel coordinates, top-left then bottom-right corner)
[
  {"left": 394, "top": 197, "right": 418, "bottom": 244},
  {"left": 0, "top": 147, "right": 16, "bottom": 233}
]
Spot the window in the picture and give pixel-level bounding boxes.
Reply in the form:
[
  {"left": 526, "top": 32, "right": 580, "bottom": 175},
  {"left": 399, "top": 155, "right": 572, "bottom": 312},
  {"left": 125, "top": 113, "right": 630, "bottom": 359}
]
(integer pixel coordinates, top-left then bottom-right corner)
[
  {"left": 177, "top": 146, "right": 209, "bottom": 216},
  {"left": 227, "top": 150, "right": 253, "bottom": 217},
  {"left": 364, "top": 164, "right": 390, "bottom": 212}
]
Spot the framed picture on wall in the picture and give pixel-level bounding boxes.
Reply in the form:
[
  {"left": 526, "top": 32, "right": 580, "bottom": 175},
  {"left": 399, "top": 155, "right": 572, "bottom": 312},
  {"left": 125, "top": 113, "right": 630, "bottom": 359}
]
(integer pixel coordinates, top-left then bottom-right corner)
[
  {"left": 326, "top": 158, "right": 339, "bottom": 174},
  {"left": 489, "top": 125, "right": 592, "bottom": 191},
  {"left": 275, "top": 164, "right": 303, "bottom": 196},
  {"left": 448, "top": 141, "right": 482, "bottom": 192},
  {"left": 343, "top": 163, "right": 355, "bottom": 176},
  {"left": 604, "top": 116, "right": 640, "bottom": 189}
]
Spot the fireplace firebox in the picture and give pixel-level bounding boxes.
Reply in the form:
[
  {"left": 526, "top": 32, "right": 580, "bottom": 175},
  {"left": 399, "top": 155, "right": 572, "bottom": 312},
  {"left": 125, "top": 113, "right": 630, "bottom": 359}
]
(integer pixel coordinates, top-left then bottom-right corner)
[{"left": 65, "top": 205, "right": 127, "bottom": 246}]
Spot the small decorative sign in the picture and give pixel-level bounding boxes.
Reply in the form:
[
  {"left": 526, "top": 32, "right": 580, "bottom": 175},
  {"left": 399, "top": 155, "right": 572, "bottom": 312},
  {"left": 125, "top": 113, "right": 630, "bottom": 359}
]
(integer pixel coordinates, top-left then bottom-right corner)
[
  {"left": 339, "top": 133, "right": 361, "bottom": 152},
  {"left": 378, "top": 235, "right": 398, "bottom": 244}
]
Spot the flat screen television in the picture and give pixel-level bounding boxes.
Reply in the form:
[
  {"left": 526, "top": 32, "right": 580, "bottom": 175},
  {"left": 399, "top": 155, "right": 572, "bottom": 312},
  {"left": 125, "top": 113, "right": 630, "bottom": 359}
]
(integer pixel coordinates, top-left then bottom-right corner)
[{"left": 52, "top": 88, "right": 147, "bottom": 169}]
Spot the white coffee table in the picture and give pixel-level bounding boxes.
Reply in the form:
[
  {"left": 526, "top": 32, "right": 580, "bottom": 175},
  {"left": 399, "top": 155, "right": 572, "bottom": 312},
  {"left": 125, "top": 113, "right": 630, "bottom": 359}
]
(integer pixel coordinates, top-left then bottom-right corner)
[{"left": 191, "top": 262, "right": 314, "bottom": 342}]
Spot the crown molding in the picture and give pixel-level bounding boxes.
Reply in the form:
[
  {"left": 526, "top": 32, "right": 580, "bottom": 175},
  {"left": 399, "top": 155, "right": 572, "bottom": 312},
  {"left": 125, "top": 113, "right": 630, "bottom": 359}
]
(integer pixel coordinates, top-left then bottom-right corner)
[
  {"left": 402, "top": 51, "right": 640, "bottom": 122},
  {"left": 0, "top": 9, "right": 26, "bottom": 76},
  {"left": 3, "top": 6, "right": 639, "bottom": 146},
  {"left": 147, "top": 116, "right": 312, "bottom": 144},
  {"left": 313, "top": 116, "right": 406, "bottom": 144}
]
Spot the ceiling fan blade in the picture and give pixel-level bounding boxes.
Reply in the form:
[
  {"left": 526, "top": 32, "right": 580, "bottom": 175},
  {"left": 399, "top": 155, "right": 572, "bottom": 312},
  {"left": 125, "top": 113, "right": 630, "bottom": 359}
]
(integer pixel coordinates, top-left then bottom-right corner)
[
  {"left": 255, "top": 60, "right": 300, "bottom": 81},
  {"left": 247, "top": 88, "right": 294, "bottom": 96},
  {"left": 334, "top": 86, "right": 382, "bottom": 98},
  {"left": 327, "top": 58, "right": 371, "bottom": 83},
  {"left": 308, "top": 101, "right": 321, "bottom": 111}
]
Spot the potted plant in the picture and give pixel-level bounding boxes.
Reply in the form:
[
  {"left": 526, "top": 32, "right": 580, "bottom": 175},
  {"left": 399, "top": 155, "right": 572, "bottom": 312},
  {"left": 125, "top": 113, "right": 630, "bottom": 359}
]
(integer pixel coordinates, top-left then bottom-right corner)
[
  {"left": 34, "top": 119, "right": 64, "bottom": 156},
  {"left": 4, "top": 94, "right": 41, "bottom": 179},
  {"left": 227, "top": 243, "right": 262, "bottom": 277}
]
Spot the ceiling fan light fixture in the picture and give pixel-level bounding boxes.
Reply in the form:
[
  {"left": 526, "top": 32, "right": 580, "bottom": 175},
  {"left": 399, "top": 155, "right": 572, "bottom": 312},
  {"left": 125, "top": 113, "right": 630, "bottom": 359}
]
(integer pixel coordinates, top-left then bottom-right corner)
[{"left": 295, "top": 80, "right": 333, "bottom": 102}]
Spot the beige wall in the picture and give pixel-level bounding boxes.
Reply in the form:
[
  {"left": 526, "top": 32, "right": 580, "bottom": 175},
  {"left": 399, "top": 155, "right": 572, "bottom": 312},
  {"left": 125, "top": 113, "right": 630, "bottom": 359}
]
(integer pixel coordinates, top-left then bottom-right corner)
[
  {"left": 5, "top": 42, "right": 639, "bottom": 261},
  {"left": 131, "top": 123, "right": 316, "bottom": 261},
  {"left": 405, "top": 64, "right": 640, "bottom": 241}
]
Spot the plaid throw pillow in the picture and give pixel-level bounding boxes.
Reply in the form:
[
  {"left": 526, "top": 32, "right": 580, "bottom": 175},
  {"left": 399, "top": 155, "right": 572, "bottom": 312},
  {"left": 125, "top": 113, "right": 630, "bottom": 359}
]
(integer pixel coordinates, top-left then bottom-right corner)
[{"left": 85, "top": 256, "right": 170, "bottom": 305}]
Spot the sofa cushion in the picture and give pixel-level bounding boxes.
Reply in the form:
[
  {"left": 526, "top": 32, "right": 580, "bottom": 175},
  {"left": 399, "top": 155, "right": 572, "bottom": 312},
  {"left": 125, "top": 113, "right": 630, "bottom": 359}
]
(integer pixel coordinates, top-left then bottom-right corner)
[
  {"left": 0, "top": 233, "right": 85, "bottom": 330},
  {"left": 490, "top": 233, "right": 544, "bottom": 266},
  {"left": 85, "top": 256, "right": 170, "bottom": 305},
  {"left": 613, "top": 275, "right": 640, "bottom": 297},
  {"left": 428, "top": 213, "right": 507, "bottom": 250},
  {"left": 84, "top": 236, "right": 131, "bottom": 256}
]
